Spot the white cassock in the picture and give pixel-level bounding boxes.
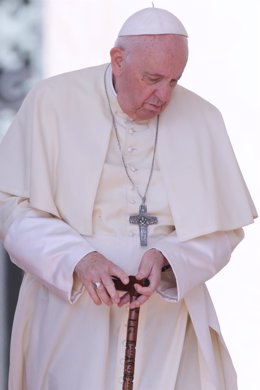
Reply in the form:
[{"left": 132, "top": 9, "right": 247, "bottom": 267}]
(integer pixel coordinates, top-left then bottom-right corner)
[{"left": 0, "top": 64, "right": 257, "bottom": 390}]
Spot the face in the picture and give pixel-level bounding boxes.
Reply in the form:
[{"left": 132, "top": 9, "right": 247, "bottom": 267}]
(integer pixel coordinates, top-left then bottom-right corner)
[{"left": 110, "top": 35, "right": 188, "bottom": 121}]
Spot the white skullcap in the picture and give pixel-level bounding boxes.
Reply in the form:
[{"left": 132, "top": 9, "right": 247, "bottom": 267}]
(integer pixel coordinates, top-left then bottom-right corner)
[{"left": 118, "top": 7, "right": 188, "bottom": 37}]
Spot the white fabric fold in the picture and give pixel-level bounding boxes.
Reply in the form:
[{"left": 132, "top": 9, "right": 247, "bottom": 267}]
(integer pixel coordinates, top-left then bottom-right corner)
[
  {"left": 3, "top": 205, "right": 94, "bottom": 303},
  {"left": 154, "top": 229, "right": 244, "bottom": 301},
  {"left": 0, "top": 62, "right": 254, "bottom": 390},
  {"left": 0, "top": 64, "right": 256, "bottom": 242}
]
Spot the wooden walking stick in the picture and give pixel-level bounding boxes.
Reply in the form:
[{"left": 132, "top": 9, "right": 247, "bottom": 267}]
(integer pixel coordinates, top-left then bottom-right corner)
[{"left": 113, "top": 275, "right": 149, "bottom": 390}]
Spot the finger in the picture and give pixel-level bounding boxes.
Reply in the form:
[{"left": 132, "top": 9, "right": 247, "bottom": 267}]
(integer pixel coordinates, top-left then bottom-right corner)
[
  {"left": 136, "top": 265, "right": 161, "bottom": 292},
  {"left": 94, "top": 282, "right": 114, "bottom": 306},
  {"left": 110, "top": 265, "right": 129, "bottom": 285},
  {"left": 135, "top": 271, "right": 148, "bottom": 281},
  {"left": 118, "top": 292, "right": 130, "bottom": 307},
  {"left": 101, "top": 276, "right": 120, "bottom": 304},
  {"left": 135, "top": 261, "right": 152, "bottom": 280},
  {"left": 129, "top": 294, "right": 149, "bottom": 309},
  {"left": 136, "top": 248, "right": 165, "bottom": 280},
  {"left": 87, "top": 284, "right": 103, "bottom": 306},
  {"left": 134, "top": 283, "right": 154, "bottom": 296}
]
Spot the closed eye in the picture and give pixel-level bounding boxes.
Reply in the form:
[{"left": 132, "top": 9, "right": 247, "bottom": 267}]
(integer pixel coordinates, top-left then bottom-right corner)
[
  {"left": 142, "top": 74, "right": 163, "bottom": 84},
  {"left": 142, "top": 72, "right": 181, "bottom": 87}
]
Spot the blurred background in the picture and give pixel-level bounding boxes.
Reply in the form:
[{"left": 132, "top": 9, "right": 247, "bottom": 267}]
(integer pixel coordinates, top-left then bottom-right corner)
[{"left": 0, "top": 1, "right": 259, "bottom": 389}]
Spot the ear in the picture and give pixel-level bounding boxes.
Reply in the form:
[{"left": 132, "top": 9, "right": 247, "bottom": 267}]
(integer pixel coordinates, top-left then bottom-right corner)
[{"left": 110, "top": 47, "right": 124, "bottom": 76}]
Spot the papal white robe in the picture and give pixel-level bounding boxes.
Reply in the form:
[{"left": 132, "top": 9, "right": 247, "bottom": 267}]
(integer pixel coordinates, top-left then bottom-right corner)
[{"left": 0, "top": 64, "right": 257, "bottom": 390}]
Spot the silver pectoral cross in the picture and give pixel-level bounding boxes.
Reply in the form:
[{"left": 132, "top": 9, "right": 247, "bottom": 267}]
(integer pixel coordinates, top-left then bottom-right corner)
[{"left": 129, "top": 204, "right": 158, "bottom": 247}]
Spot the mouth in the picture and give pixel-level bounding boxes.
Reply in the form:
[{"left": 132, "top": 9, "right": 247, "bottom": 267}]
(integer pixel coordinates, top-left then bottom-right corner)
[{"left": 144, "top": 102, "right": 163, "bottom": 110}]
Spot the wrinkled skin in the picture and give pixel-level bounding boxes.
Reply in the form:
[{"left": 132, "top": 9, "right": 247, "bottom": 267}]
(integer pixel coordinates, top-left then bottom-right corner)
[
  {"left": 111, "top": 34, "right": 188, "bottom": 121},
  {"left": 75, "top": 35, "right": 188, "bottom": 308}
]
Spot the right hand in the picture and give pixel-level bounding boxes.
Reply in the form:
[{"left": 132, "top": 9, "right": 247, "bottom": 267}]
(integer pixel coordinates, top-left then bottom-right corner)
[{"left": 74, "top": 251, "right": 129, "bottom": 306}]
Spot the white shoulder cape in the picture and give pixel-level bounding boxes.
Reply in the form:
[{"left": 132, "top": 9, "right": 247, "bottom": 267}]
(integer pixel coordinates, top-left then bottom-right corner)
[{"left": 0, "top": 64, "right": 257, "bottom": 241}]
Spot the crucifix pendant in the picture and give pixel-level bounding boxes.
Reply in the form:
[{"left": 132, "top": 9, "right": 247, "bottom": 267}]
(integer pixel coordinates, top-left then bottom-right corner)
[{"left": 129, "top": 204, "right": 158, "bottom": 247}]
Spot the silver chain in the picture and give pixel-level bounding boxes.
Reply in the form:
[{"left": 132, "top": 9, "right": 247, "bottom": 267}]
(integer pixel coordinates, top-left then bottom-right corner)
[{"left": 104, "top": 65, "right": 159, "bottom": 205}]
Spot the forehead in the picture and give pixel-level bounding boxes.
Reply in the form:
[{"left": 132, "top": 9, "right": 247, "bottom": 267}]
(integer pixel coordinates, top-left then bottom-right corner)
[
  {"left": 126, "top": 35, "right": 188, "bottom": 71},
  {"left": 129, "top": 34, "right": 187, "bottom": 53}
]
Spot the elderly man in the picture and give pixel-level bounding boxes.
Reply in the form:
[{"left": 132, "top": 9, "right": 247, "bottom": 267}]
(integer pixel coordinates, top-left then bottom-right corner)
[{"left": 0, "top": 7, "right": 256, "bottom": 390}]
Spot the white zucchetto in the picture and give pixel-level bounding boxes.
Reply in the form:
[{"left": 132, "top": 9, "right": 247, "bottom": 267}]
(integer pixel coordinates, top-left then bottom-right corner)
[{"left": 118, "top": 7, "right": 188, "bottom": 37}]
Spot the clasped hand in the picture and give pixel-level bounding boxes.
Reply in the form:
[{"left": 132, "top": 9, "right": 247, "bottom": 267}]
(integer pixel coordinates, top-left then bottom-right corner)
[{"left": 74, "top": 249, "right": 168, "bottom": 309}]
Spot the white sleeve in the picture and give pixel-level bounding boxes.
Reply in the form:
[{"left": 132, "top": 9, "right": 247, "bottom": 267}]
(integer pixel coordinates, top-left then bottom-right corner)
[
  {"left": 153, "top": 229, "right": 244, "bottom": 302},
  {"left": 0, "top": 194, "right": 95, "bottom": 303}
]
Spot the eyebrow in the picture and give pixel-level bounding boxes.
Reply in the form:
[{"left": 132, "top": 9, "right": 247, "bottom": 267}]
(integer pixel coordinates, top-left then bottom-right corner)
[
  {"left": 144, "top": 72, "right": 163, "bottom": 78},
  {"left": 144, "top": 72, "right": 182, "bottom": 81}
]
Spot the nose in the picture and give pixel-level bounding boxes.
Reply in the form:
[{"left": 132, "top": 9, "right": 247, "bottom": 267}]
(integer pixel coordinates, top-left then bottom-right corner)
[{"left": 155, "top": 84, "right": 172, "bottom": 103}]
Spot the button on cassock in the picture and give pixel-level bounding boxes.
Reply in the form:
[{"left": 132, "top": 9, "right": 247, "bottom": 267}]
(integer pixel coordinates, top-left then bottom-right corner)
[
  {"left": 127, "top": 146, "right": 136, "bottom": 153},
  {"left": 129, "top": 165, "right": 138, "bottom": 172}
]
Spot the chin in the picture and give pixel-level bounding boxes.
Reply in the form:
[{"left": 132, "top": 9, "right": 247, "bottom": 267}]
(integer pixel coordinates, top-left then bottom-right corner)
[
  {"left": 136, "top": 109, "right": 161, "bottom": 121},
  {"left": 134, "top": 113, "right": 156, "bottom": 121}
]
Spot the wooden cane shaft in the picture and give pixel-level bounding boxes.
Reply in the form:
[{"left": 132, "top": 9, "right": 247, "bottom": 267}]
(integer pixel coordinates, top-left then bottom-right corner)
[
  {"left": 112, "top": 276, "right": 149, "bottom": 390},
  {"left": 122, "top": 298, "right": 140, "bottom": 390}
]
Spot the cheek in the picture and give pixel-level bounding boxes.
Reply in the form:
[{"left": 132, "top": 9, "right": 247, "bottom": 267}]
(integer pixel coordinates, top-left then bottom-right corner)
[
  {"left": 135, "top": 92, "right": 154, "bottom": 109},
  {"left": 135, "top": 85, "right": 155, "bottom": 103},
  {"left": 127, "top": 83, "right": 149, "bottom": 106},
  {"left": 121, "top": 74, "right": 155, "bottom": 107}
]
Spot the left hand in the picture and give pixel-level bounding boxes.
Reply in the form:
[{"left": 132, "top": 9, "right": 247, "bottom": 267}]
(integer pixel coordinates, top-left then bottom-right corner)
[{"left": 118, "top": 248, "right": 168, "bottom": 309}]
